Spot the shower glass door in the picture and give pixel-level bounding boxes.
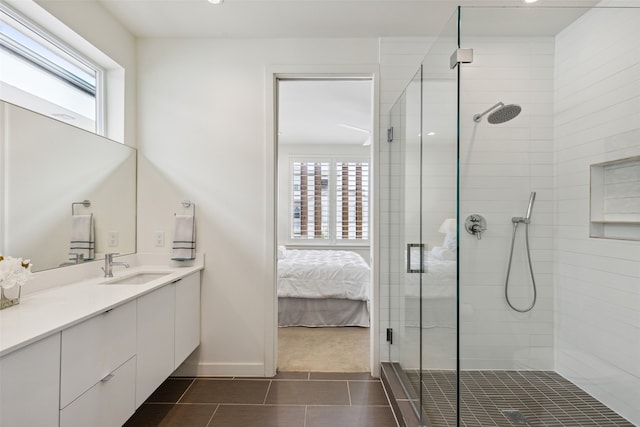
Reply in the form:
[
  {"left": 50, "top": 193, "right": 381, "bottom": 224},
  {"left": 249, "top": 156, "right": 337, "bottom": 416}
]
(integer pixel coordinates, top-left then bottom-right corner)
[{"left": 387, "top": 9, "right": 459, "bottom": 424}]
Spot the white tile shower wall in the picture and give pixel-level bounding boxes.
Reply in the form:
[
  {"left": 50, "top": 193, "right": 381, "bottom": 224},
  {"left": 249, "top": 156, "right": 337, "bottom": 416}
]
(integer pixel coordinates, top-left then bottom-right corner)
[
  {"left": 554, "top": 7, "right": 640, "bottom": 424},
  {"left": 378, "top": 37, "right": 435, "bottom": 363},
  {"left": 458, "top": 37, "right": 556, "bottom": 370}
]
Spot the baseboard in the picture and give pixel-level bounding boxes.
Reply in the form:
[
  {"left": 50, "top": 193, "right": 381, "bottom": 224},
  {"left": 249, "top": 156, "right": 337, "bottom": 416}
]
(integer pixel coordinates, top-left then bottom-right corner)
[{"left": 172, "top": 362, "right": 267, "bottom": 377}]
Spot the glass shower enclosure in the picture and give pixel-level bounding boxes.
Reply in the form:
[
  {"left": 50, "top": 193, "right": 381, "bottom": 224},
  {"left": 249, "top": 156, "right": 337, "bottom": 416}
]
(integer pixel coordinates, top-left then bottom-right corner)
[{"left": 384, "top": 5, "right": 640, "bottom": 427}]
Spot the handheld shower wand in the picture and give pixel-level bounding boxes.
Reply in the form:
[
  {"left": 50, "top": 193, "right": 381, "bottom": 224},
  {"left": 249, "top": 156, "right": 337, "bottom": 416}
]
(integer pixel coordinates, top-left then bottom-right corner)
[
  {"left": 505, "top": 191, "right": 537, "bottom": 313},
  {"left": 512, "top": 191, "right": 536, "bottom": 224},
  {"left": 525, "top": 191, "right": 536, "bottom": 222}
]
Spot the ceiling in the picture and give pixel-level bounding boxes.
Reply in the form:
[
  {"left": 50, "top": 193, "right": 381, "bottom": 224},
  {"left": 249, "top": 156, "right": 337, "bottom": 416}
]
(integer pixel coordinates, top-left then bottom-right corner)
[
  {"left": 278, "top": 79, "right": 373, "bottom": 146},
  {"left": 96, "top": 0, "right": 602, "bottom": 39},
  {"left": 93, "top": 0, "right": 600, "bottom": 146},
  {"left": 98, "top": 0, "right": 459, "bottom": 39}
]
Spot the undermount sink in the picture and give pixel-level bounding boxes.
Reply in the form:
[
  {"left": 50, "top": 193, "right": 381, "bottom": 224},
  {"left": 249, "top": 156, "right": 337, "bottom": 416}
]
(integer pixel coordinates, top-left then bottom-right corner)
[{"left": 103, "top": 272, "right": 171, "bottom": 285}]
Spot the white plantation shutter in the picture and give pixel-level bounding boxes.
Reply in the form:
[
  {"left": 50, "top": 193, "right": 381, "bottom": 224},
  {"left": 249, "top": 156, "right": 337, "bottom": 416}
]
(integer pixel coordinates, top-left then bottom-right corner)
[
  {"left": 290, "top": 159, "right": 369, "bottom": 242},
  {"left": 336, "top": 162, "right": 369, "bottom": 240},
  {"left": 291, "top": 162, "right": 330, "bottom": 239}
]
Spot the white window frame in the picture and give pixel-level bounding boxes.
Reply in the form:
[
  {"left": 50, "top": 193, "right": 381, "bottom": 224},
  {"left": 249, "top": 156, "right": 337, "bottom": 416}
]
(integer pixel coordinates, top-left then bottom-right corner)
[
  {"left": 0, "top": 3, "right": 105, "bottom": 134},
  {"left": 289, "top": 156, "right": 370, "bottom": 246}
]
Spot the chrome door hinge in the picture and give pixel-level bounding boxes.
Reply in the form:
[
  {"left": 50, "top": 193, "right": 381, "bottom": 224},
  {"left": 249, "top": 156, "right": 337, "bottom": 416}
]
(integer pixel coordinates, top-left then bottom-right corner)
[
  {"left": 450, "top": 48, "right": 474, "bottom": 69},
  {"left": 386, "top": 328, "right": 393, "bottom": 344},
  {"left": 387, "top": 126, "right": 394, "bottom": 143}
]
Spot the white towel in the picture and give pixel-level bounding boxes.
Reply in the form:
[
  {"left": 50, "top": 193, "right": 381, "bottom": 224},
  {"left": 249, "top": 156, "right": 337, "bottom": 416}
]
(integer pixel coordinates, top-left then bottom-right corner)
[
  {"left": 171, "top": 214, "right": 196, "bottom": 261},
  {"left": 69, "top": 214, "right": 95, "bottom": 260}
]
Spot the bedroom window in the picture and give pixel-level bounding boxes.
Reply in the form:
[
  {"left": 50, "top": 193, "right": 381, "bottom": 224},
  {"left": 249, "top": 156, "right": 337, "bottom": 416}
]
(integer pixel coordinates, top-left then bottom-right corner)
[
  {"left": 0, "top": 4, "right": 103, "bottom": 133},
  {"left": 291, "top": 160, "right": 369, "bottom": 242}
]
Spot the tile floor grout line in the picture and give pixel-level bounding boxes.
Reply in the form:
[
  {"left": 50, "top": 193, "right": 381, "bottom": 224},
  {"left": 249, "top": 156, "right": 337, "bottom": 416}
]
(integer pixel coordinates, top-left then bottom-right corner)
[
  {"left": 263, "top": 379, "right": 273, "bottom": 405},
  {"left": 204, "top": 403, "right": 220, "bottom": 427},
  {"left": 303, "top": 405, "right": 308, "bottom": 427},
  {"left": 175, "top": 377, "right": 197, "bottom": 404}
]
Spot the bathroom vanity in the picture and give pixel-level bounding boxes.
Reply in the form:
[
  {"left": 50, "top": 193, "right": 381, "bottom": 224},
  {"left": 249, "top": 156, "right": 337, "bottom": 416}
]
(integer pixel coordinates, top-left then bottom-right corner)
[{"left": 0, "top": 257, "right": 203, "bottom": 427}]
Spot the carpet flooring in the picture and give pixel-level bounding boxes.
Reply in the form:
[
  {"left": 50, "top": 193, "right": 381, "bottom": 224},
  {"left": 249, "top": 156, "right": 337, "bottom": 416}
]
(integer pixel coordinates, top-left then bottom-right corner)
[{"left": 278, "top": 327, "right": 370, "bottom": 372}]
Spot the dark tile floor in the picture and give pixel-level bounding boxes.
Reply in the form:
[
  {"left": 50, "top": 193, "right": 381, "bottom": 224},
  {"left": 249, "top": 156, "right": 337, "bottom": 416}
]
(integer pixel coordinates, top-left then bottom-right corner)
[
  {"left": 124, "top": 372, "right": 398, "bottom": 427},
  {"left": 405, "top": 370, "right": 634, "bottom": 427}
]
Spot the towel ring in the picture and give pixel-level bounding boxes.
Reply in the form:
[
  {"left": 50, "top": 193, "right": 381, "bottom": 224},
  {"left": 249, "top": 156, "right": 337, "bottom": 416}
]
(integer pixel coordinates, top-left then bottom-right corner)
[{"left": 72, "top": 200, "right": 91, "bottom": 215}]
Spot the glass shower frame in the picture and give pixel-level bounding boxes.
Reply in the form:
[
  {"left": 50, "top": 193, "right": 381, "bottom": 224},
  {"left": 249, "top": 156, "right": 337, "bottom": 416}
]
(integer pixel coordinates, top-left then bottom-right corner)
[
  {"left": 387, "top": 4, "right": 640, "bottom": 427},
  {"left": 386, "top": 9, "right": 459, "bottom": 425}
]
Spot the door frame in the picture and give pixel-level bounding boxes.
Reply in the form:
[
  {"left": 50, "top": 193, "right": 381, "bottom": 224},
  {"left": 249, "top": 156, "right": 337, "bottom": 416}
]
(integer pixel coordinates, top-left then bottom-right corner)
[{"left": 265, "top": 65, "right": 380, "bottom": 377}]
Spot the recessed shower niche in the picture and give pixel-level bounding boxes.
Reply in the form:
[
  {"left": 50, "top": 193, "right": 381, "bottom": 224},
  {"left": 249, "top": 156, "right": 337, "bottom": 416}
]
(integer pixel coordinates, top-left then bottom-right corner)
[{"left": 590, "top": 156, "right": 640, "bottom": 240}]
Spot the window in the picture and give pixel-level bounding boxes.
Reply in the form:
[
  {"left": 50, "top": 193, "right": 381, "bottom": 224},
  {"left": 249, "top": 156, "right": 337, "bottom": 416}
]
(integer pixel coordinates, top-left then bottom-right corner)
[
  {"left": 0, "top": 4, "right": 103, "bottom": 133},
  {"left": 291, "top": 160, "right": 369, "bottom": 242}
]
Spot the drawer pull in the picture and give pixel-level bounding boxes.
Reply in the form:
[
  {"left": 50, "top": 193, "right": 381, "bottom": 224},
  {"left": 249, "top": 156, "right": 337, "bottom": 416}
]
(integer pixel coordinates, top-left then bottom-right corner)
[{"left": 101, "top": 373, "right": 115, "bottom": 382}]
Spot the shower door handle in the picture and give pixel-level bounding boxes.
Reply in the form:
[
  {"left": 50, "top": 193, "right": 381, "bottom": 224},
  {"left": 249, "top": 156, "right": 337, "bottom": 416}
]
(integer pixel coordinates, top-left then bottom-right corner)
[{"left": 407, "top": 243, "right": 425, "bottom": 273}]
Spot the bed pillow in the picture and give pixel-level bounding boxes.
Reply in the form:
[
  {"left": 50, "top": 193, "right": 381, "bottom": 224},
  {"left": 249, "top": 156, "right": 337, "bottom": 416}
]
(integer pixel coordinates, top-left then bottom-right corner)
[{"left": 277, "top": 245, "right": 287, "bottom": 260}]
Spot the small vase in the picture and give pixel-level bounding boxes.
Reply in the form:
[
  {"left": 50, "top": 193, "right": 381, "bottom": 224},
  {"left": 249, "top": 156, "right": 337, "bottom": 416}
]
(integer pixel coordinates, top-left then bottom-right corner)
[{"left": 0, "top": 285, "right": 21, "bottom": 310}]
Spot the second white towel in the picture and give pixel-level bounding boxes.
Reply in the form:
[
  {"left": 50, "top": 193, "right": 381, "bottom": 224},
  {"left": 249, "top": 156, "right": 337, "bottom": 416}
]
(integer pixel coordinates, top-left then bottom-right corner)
[{"left": 171, "top": 214, "right": 196, "bottom": 261}]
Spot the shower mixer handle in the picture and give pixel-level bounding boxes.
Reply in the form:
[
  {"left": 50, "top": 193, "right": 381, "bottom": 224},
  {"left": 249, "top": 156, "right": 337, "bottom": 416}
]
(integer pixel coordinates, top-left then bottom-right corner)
[{"left": 465, "top": 214, "right": 487, "bottom": 240}]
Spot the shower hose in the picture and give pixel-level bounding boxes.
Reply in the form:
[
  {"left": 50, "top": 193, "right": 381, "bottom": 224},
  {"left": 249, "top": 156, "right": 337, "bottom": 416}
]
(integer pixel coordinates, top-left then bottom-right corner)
[{"left": 504, "top": 221, "right": 537, "bottom": 313}]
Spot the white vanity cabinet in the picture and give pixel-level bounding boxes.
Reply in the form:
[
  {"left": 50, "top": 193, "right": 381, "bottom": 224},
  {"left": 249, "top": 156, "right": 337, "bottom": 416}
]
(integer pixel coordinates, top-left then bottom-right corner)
[
  {"left": 174, "top": 272, "right": 201, "bottom": 368},
  {"left": 0, "top": 333, "right": 61, "bottom": 427},
  {"left": 136, "top": 271, "right": 201, "bottom": 406},
  {"left": 136, "top": 283, "right": 175, "bottom": 406},
  {"left": 59, "top": 300, "right": 136, "bottom": 427},
  {"left": 0, "top": 262, "right": 202, "bottom": 427}
]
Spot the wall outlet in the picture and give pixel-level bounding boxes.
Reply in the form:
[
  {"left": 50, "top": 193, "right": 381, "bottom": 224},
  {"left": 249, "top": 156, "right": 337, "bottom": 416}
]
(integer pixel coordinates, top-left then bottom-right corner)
[
  {"left": 108, "top": 231, "right": 119, "bottom": 247},
  {"left": 154, "top": 231, "right": 165, "bottom": 247}
]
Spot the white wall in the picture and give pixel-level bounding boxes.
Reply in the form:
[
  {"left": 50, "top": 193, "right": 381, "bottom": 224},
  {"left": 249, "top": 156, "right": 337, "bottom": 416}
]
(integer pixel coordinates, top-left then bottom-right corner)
[
  {"left": 136, "top": 38, "right": 379, "bottom": 376},
  {"left": 554, "top": 7, "right": 640, "bottom": 424},
  {"left": 459, "top": 37, "right": 556, "bottom": 370}
]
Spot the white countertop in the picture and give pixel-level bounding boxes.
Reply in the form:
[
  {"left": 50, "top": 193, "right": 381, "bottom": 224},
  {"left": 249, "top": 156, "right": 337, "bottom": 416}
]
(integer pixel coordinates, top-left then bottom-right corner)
[{"left": 0, "top": 258, "right": 204, "bottom": 357}]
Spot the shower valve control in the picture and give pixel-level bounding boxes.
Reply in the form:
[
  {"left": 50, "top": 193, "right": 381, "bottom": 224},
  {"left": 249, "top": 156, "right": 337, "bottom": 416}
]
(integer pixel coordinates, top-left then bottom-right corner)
[{"left": 465, "top": 214, "right": 487, "bottom": 240}]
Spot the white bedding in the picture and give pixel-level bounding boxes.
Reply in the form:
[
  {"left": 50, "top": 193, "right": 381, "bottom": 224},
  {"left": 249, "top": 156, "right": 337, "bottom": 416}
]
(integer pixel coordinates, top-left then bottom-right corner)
[{"left": 277, "top": 249, "right": 370, "bottom": 301}]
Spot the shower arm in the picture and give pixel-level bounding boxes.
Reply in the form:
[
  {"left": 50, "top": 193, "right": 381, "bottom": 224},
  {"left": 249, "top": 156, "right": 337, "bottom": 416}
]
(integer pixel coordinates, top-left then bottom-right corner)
[{"left": 473, "top": 102, "right": 504, "bottom": 123}]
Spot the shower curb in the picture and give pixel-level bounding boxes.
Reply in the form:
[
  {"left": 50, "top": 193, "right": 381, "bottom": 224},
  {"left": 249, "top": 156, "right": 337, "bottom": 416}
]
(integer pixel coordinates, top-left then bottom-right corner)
[{"left": 381, "top": 362, "right": 430, "bottom": 427}]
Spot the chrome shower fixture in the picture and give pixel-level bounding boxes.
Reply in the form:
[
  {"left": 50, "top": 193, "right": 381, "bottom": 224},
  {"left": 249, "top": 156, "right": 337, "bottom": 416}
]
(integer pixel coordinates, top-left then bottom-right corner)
[{"left": 473, "top": 102, "right": 522, "bottom": 124}]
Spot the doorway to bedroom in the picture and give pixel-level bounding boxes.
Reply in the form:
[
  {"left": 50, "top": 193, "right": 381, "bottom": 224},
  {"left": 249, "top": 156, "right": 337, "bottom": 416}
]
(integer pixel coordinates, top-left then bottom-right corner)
[{"left": 275, "top": 77, "right": 374, "bottom": 372}]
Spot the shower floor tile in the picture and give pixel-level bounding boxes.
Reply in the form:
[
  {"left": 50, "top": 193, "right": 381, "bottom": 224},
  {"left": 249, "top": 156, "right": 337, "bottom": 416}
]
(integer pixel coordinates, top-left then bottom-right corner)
[{"left": 404, "top": 370, "right": 634, "bottom": 426}]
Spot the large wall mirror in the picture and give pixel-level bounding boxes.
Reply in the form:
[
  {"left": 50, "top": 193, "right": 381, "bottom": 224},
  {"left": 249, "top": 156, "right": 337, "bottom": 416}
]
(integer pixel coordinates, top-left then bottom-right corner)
[{"left": 1, "top": 101, "right": 136, "bottom": 272}]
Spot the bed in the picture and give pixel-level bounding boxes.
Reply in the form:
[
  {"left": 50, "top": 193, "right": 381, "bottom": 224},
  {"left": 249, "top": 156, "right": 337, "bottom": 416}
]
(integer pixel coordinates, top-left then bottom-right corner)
[{"left": 277, "top": 248, "right": 371, "bottom": 327}]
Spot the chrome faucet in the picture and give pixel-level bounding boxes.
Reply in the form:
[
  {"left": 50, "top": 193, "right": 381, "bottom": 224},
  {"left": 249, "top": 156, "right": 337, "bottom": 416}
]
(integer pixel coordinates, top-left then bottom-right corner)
[{"left": 102, "top": 253, "right": 130, "bottom": 278}]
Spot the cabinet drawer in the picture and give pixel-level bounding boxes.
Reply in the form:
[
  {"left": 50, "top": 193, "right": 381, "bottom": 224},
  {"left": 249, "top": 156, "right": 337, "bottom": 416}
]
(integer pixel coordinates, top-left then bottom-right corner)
[
  {"left": 60, "top": 356, "right": 136, "bottom": 427},
  {"left": 60, "top": 300, "right": 136, "bottom": 408}
]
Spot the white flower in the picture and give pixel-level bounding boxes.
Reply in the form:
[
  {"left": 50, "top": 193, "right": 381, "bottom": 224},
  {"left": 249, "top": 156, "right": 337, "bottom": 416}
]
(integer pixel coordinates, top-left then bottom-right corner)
[{"left": 0, "top": 255, "right": 33, "bottom": 290}]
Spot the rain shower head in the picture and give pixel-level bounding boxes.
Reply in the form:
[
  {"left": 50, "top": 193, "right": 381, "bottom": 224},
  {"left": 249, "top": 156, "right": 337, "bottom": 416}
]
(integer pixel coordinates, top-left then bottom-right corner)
[{"left": 473, "top": 102, "right": 522, "bottom": 124}]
